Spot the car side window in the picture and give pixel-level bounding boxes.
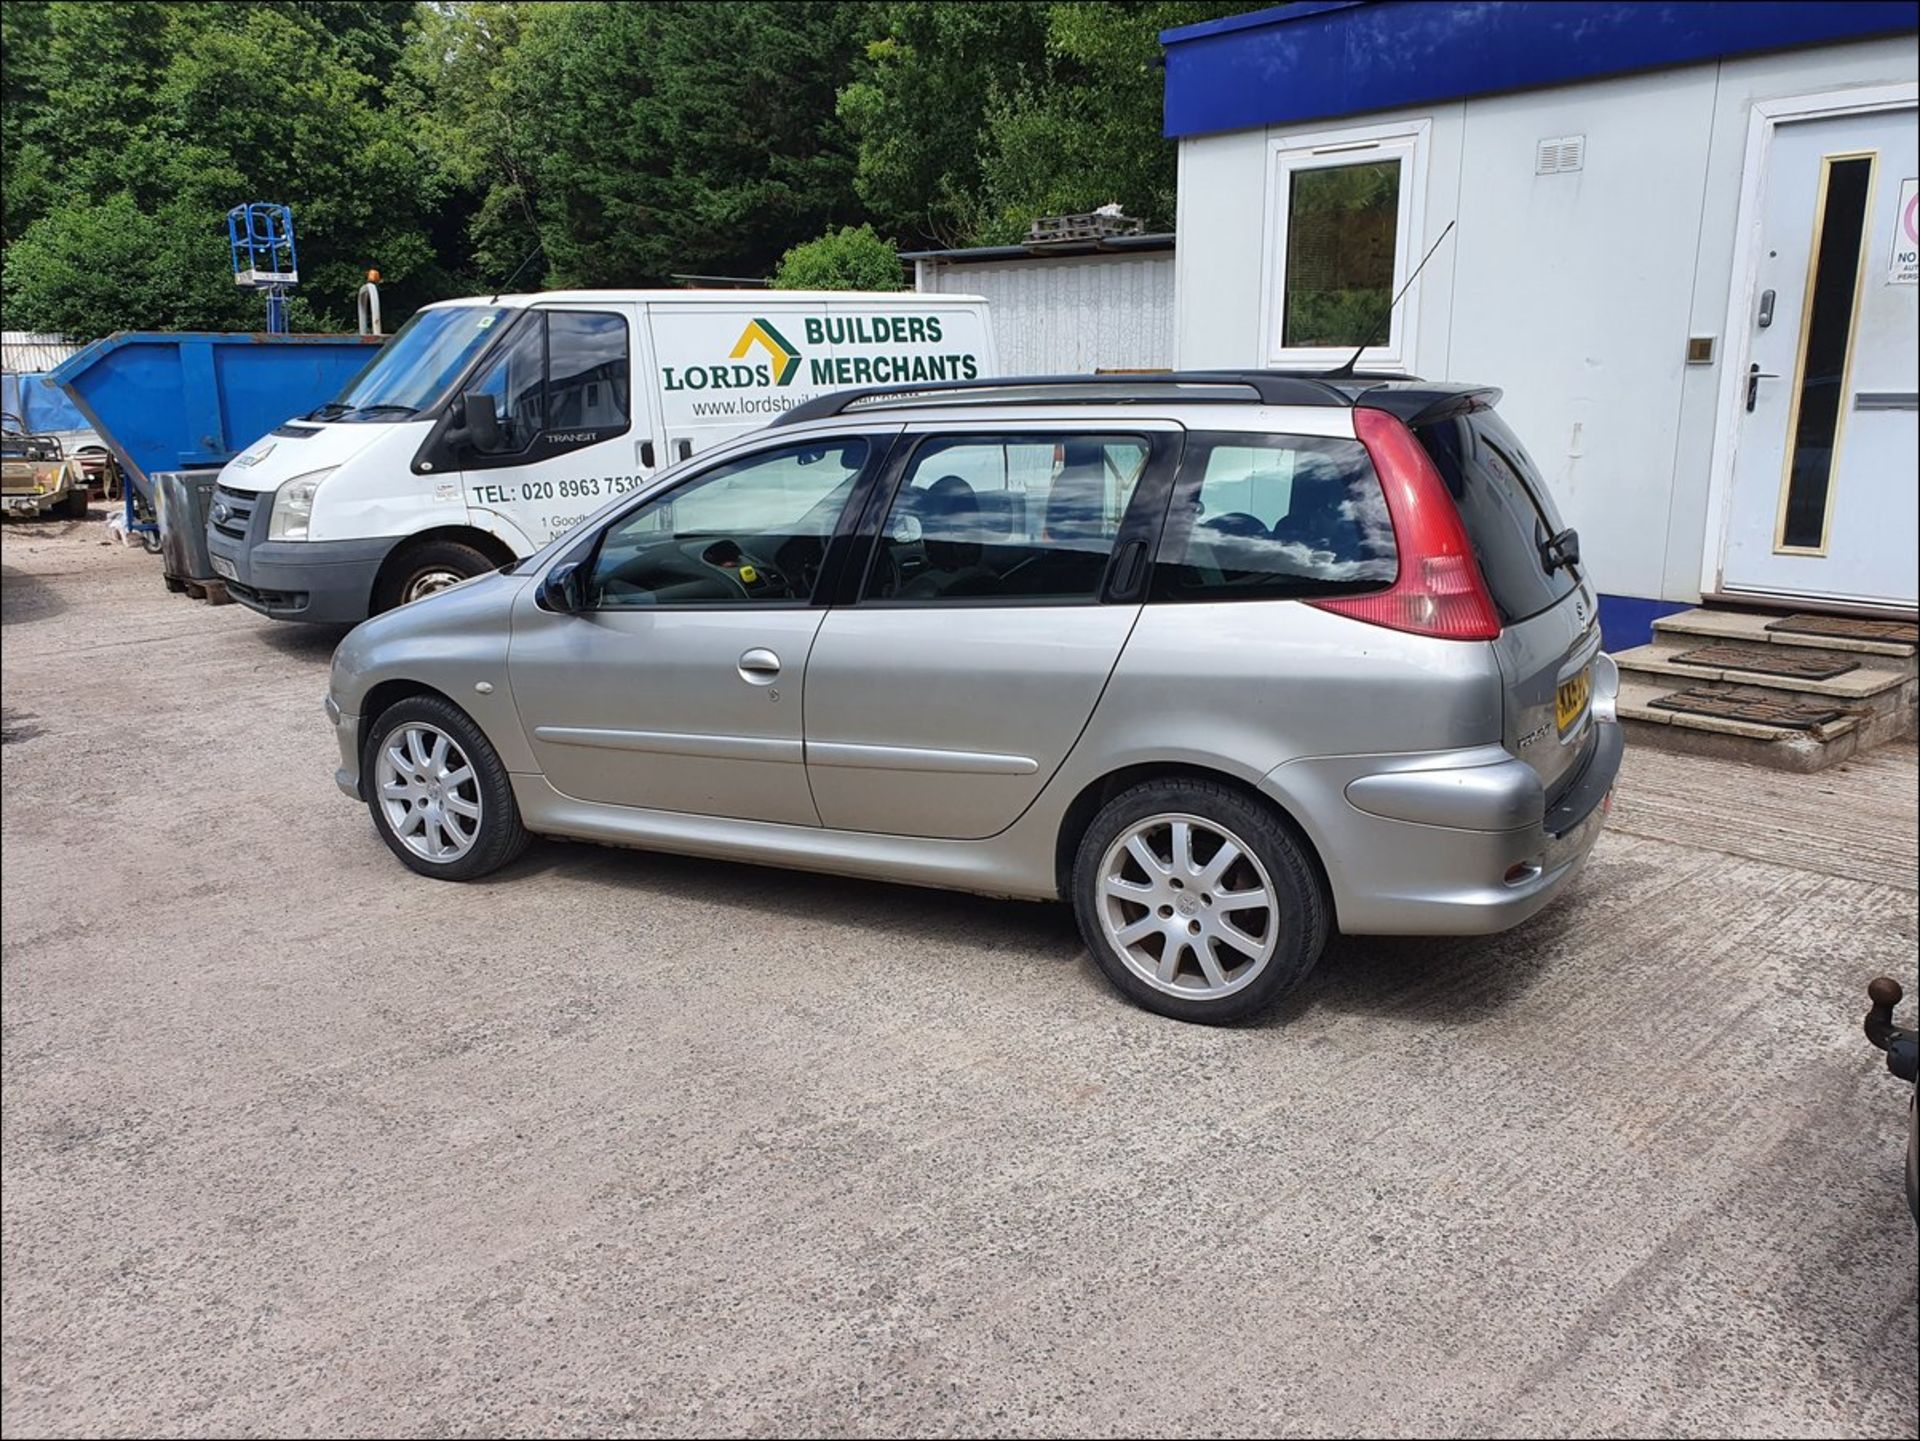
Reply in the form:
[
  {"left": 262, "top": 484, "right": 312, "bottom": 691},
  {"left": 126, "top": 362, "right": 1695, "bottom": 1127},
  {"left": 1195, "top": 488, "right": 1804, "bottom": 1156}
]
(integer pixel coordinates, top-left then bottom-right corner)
[
  {"left": 588, "top": 439, "right": 869, "bottom": 607},
  {"left": 864, "top": 434, "right": 1149, "bottom": 603},
  {"left": 1152, "top": 433, "right": 1398, "bottom": 601}
]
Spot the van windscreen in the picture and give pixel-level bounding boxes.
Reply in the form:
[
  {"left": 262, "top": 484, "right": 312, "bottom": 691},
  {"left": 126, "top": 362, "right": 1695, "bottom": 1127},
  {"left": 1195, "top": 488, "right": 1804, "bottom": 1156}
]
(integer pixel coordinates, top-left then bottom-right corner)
[{"left": 315, "top": 306, "right": 513, "bottom": 422}]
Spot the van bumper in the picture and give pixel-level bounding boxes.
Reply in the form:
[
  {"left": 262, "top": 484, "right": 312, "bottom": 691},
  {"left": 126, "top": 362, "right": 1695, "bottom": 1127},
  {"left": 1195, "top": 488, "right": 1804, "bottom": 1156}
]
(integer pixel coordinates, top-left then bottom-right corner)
[
  {"left": 207, "top": 529, "right": 394, "bottom": 624},
  {"left": 1265, "top": 719, "right": 1624, "bottom": 935}
]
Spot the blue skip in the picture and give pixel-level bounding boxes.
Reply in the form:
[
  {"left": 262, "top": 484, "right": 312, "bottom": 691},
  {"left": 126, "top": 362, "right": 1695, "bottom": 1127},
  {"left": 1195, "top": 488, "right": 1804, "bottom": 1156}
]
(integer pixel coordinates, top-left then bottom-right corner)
[{"left": 50, "top": 331, "right": 383, "bottom": 536}]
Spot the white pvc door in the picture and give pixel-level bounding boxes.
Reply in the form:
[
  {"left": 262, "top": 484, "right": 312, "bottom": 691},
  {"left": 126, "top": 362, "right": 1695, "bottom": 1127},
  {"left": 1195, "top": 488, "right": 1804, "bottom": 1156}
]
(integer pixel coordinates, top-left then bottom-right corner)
[{"left": 1722, "top": 108, "right": 1918, "bottom": 609}]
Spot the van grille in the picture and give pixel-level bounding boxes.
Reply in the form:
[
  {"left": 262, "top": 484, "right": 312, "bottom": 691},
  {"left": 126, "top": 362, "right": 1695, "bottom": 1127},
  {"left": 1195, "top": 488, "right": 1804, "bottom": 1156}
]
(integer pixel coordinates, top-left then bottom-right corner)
[{"left": 210, "top": 485, "right": 261, "bottom": 540}]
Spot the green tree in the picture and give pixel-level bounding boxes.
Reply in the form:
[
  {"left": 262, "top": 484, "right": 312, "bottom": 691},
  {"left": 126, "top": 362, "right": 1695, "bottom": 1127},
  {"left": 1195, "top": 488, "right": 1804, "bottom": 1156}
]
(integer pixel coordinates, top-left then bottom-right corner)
[
  {"left": 4, "top": 0, "right": 1280, "bottom": 337},
  {"left": 773, "top": 225, "right": 903, "bottom": 291},
  {"left": 1, "top": 193, "right": 256, "bottom": 338},
  {"left": 288, "top": 1, "right": 419, "bottom": 86},
  {"left": 153, "top": 4, "right": 444, "bottom": 317},
  {"left": 837, "top": 2, "right": 1051, "bottom": 247},
  {"left": 974, "top": 2, "right": 1256, "bottom": 241},
  {"left": 0, "top": 0, "right": 58, "bottom": 250},
  {"left": 837, "top": 2, "right": 1263, "bottom": 247},
  {"left": 2, "top": 1, "right": 445, "bottom": 337},
  {"left": 393, "top": 1, "right": 558, "bottom": 288},
  {"left": 503, "top": 1, "right": 869, "bottom": 287}
]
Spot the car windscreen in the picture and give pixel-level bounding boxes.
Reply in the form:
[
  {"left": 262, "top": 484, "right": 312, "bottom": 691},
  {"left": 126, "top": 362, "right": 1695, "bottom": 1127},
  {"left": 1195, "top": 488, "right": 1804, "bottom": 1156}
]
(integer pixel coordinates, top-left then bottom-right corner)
[
  {"left": 1414, "top": 408, "right": 1579, "bottom": 624},
  {"left": 312, "top": 306, "right": 512, "bottom": 423}
]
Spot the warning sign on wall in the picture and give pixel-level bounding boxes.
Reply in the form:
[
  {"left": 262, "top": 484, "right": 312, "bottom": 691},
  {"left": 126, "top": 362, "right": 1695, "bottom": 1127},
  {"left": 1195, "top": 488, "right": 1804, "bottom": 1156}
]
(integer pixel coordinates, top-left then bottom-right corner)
[{"left": 1893, "top": 177, "right": 1918, "bottom": 284}]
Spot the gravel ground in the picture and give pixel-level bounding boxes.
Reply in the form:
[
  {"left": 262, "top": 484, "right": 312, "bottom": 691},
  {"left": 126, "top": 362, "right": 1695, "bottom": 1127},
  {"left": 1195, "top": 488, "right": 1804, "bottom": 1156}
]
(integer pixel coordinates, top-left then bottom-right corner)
[{"left": 3, "top": 515, "right": 1917, "bottom": 1439}]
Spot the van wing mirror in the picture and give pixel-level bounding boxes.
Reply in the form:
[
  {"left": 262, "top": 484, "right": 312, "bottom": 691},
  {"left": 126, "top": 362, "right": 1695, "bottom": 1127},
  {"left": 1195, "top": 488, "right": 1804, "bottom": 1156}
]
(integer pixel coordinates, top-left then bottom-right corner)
[
  {"left": 459, "top": 392, "right": 501, "bottom": 452},
  {"left": 539, "top": 560, "right": 586, "bottom": 614}
]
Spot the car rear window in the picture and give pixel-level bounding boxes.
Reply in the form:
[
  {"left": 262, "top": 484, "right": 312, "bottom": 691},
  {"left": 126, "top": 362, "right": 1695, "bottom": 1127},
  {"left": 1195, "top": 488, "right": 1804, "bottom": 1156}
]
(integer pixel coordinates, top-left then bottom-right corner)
[
  {"left": 1152, "top": 433, "right": 1397, "bottom": 602},
  {"left": 1413, "top": 408, "right": 1578, "bottom": 624}
]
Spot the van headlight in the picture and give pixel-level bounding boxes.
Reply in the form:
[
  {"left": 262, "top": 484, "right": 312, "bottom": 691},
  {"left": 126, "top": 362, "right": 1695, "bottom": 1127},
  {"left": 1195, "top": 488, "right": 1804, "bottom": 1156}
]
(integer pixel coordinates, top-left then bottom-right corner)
[{"left": 268, "top": 468, "right": 336, "bottom": 540}]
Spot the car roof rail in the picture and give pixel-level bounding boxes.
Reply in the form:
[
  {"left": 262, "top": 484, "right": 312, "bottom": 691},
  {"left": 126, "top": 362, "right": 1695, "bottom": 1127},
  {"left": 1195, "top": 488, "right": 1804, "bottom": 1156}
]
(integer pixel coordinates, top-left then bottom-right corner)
[{"left": 766, "top": 370, "right": 1409, "bottom": 427}]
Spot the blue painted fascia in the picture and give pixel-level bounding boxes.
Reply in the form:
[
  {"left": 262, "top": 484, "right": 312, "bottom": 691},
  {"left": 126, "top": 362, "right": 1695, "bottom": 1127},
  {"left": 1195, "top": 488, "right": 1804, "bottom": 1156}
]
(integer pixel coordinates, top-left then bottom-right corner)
[
  {"left": 1163, "top": 1, "right": 1920, "bottom": 138},
  {"left": 1597, "top": 593, "right": 1693, "bottom": 654}
]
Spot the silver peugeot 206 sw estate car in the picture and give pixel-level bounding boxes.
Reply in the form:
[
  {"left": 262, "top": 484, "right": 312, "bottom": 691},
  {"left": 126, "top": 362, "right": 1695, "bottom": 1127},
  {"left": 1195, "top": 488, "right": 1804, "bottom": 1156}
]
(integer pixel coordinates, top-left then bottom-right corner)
[{"left": 326, "top": 372, "right": 1621, "bottom": 1024}]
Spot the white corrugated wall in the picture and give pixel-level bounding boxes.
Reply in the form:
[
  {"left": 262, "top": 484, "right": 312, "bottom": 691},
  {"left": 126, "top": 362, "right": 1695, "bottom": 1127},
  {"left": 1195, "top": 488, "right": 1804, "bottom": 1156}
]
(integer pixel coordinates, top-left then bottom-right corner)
[
  {"left": 917, "top": 253, "right": 1175, "bottom": 375},
  {"left": 1, "top": 332, "right": 84, "bottom": 374}
]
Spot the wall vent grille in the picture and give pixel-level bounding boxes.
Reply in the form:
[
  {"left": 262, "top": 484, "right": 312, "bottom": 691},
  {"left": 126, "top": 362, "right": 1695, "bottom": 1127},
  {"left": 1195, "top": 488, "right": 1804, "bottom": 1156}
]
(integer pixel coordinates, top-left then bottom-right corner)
[{"left": 1536, "top": 135, "right": 1586, "bottom": 174}]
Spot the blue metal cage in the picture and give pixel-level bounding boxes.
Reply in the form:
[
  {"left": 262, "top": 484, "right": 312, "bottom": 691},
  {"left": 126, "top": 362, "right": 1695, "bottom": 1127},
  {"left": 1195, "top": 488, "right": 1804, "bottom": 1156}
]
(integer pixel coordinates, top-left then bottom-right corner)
[{"left": 227, "top": 203, "right": 299, "bottom": 333}]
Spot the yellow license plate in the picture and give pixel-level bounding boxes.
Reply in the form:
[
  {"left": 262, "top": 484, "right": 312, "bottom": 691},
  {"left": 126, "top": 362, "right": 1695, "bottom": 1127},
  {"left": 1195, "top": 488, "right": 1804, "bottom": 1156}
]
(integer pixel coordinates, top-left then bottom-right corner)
[{"left": 1556, "top": 667, "right": 1592, "bottom": 735}]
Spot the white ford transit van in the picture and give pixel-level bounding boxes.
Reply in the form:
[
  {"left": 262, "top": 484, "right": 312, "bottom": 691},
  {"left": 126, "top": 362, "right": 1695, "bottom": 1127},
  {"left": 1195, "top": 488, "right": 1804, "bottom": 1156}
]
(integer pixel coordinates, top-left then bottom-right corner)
[{"left": 205, "top": 290, "right": 995, "bottom": 623}]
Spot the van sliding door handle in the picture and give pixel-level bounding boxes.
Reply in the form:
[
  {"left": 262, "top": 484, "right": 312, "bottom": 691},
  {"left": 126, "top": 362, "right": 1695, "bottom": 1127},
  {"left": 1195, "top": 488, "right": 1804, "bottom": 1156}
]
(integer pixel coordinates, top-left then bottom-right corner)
[
  {"left": 640, "top": 440, "right": 656, "bottom": 468},
  {"left": 675, "top": 438, "right": 693, "bottom": 462}
]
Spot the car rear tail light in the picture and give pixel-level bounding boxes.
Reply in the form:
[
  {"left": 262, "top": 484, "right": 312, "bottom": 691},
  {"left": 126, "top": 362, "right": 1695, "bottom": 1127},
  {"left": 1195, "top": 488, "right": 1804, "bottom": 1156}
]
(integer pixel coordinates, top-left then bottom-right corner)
[{"left": 1309, "top": 407, "right": 1502, "bottom": 642}]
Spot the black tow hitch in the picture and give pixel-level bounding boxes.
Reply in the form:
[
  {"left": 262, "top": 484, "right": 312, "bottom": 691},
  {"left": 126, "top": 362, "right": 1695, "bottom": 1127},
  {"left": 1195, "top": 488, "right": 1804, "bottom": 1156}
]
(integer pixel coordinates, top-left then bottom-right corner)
[
  {"left": 1863, "top": 977, "right": 1918, "bottom": 1227},
  {"left": 1865, "top": 977, "right": 1919, "bottom": 1083}
]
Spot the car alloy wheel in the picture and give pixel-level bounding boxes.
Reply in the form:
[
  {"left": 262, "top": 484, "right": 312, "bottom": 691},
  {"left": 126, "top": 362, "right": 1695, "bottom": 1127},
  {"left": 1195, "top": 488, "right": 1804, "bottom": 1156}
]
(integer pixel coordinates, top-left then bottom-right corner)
[
  {"left": 1096, "top": 812, "right": 1279, "bottom": 1000},
  {"left": 374, "top": 721, "right": 483, "bottom": 862}
]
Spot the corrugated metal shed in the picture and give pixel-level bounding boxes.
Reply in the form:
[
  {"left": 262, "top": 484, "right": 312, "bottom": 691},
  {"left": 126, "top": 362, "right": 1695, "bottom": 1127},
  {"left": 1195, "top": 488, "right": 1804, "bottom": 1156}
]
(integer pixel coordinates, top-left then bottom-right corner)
[
  {"left": 2, "top": 332, "right": 85, "bottom": 374},
  {"left": 907, "top": 238, "right": 1176, "bottom": 375}
]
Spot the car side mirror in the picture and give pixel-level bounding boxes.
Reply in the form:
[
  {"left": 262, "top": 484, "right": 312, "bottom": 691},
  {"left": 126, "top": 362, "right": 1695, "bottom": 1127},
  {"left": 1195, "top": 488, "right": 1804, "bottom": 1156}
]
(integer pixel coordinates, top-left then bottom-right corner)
[
  {"left": 460, "top": 392, "right": 501, "bottom": 452},
  {"left": 539, "top": 560, "right": 586, "bottom": 614}
]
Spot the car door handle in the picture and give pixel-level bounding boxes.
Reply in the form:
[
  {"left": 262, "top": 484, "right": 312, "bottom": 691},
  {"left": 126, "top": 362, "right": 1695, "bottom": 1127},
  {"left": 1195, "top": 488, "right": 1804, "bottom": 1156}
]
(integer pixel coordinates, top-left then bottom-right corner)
[
  {"left": 738, "top": 647, "right": 781, "bottom": 680},
  {"left": 639, "top": 439, "right": 656, "bottom": 468},
  {"left": 1109, "top": 537, "right": 1149, "bottom": 598}
]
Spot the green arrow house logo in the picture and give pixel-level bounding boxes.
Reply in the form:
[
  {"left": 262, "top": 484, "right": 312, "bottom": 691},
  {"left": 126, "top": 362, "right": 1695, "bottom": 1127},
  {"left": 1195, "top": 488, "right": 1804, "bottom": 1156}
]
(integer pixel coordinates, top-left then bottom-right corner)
[{"left": 729, "top": 318, "right": 801, "bottom": 386}]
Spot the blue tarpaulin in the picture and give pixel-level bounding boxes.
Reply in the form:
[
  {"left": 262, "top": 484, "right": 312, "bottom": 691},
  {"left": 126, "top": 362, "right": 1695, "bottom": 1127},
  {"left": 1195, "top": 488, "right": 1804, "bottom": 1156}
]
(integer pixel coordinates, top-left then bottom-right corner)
[{"left": 1, "top": 371, "right": 91, "bottom": 435}]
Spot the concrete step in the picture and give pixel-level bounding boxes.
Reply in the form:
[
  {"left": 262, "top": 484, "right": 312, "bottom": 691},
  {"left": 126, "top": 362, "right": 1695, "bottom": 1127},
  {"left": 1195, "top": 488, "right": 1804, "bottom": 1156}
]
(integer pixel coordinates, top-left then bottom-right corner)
[
  {"left": 1612, "top": 639, "right": 1916, "bottom": 702},
  {"left": 1652, "top": 607, "right": 1919, "bottom": 660},
  {"left": 1618, "top": 677, "right": 1865, "bottom": 772}
]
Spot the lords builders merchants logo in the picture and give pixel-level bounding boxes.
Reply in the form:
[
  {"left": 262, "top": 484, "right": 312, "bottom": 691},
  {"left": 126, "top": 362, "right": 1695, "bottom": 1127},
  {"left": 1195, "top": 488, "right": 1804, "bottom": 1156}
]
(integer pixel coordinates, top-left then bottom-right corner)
[{"left": 660, "top": 315, "right": 980, "bottom": 393}]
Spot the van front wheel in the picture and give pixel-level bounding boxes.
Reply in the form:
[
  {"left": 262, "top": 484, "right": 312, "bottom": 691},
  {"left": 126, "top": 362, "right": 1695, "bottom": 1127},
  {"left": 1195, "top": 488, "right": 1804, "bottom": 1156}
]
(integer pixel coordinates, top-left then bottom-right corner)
[{"left": 375, "top": 539, "right": 494, "bottom": 612}]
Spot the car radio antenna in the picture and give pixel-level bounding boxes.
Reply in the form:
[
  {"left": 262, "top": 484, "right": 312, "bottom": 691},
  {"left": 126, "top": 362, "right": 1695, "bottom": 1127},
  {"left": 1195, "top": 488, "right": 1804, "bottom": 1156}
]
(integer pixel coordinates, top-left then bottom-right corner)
[
  {"left": 1322, "top": 220, "right": 1455, "bottom": 379},
  {"left": 490, "top": 242, "right": 547, "bottom": 304}
]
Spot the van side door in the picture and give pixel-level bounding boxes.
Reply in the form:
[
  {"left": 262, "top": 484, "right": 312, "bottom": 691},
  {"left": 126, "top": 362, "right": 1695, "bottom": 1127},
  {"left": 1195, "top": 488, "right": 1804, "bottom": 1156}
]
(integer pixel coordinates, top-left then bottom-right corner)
[
  {"left": 454, "top": 303, "right": 666, "bottom": 553},
  {"left": 801, "top": 423, "right": 1182, "bottom": 839}
]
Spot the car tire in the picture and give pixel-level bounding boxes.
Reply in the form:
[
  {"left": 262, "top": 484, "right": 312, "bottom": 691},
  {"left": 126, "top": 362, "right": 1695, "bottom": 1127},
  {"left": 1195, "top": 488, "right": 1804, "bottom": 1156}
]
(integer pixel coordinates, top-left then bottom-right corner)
[
  {"left": 1071, "top": 778, "right": 1328, "bottom": 1025},
  {"left": 363, "top": 694, "right": 530, "bottom": 881},
  {"left": 373, "top": 539, "right": 494, "bottom": 613}
]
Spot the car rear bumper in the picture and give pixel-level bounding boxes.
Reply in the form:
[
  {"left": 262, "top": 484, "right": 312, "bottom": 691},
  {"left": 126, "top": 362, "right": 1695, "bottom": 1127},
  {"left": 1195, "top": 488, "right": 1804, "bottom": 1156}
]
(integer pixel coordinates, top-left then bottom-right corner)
[
  {"left": 207, "top": 528, "right": 394, "bottom": 624},
  {"left": 1264, "top": 718, "right": 1624, "bottom": 935}
]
